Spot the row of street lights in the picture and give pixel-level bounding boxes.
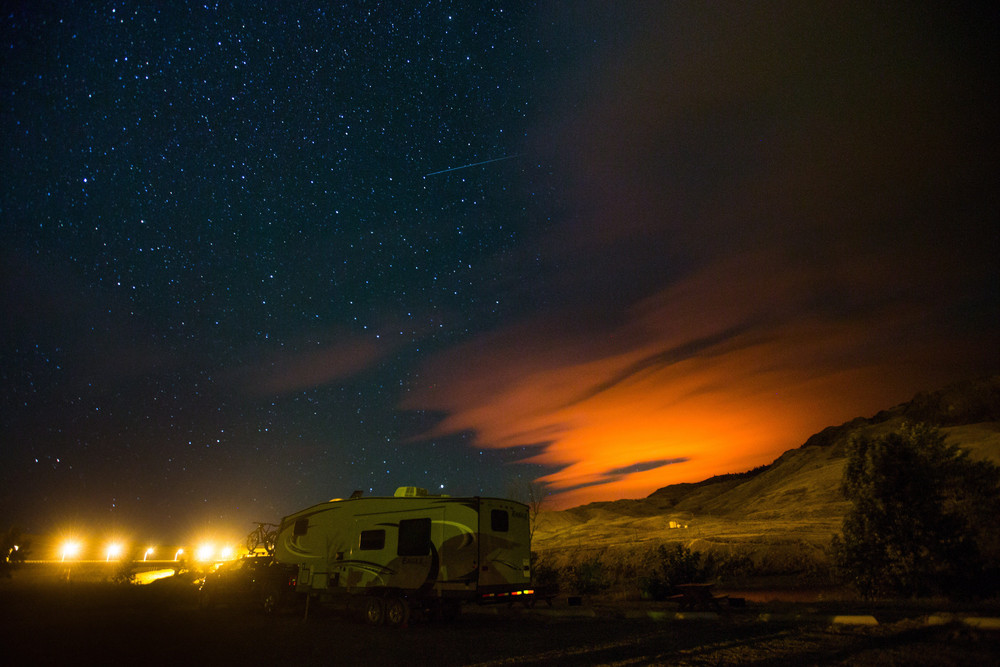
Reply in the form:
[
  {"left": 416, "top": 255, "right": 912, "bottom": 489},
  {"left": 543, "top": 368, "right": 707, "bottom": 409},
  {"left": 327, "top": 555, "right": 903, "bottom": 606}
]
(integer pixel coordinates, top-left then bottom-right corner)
[{"left": 57, "top": 540, "right": 234, "bottom": 563}]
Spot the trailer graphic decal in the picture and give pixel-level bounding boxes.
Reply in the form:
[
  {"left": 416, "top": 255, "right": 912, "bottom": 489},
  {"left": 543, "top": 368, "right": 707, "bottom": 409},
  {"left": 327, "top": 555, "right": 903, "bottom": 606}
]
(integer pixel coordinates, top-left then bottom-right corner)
[{"left": 273, "top": 488, "right": 530, "bottom": 613}]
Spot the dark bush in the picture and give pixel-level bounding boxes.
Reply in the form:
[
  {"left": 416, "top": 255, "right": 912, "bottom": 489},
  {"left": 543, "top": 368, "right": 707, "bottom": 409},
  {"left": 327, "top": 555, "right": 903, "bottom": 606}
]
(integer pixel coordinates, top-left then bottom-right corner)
[
  {"left": 530, "top": 551, "right": 559, "bottom": 591},
  {"left": 640, "top": 543, "right": 713, "bottom": 600},
  {"left": 711, "top": 552, "right": 755, "bottom": 579},
  {"left": 111, "top": 558, "right": 139, "bottom": 585},
  {"left": 568, "top": 556, "right": 607, "bottom": 595},
  {"left": 832, "top": 423, "right": 1000, "bottom": 599}
]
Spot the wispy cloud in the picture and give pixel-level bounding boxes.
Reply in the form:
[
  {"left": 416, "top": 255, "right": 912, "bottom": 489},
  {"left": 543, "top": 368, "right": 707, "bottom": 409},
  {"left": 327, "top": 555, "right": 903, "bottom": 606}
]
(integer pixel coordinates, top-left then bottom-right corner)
[
  {"left": 241, "top": 333, "right": 390, "bottom": 396},
  {"left": 404, "top": 247, "right": 989, "bottom": 507}
]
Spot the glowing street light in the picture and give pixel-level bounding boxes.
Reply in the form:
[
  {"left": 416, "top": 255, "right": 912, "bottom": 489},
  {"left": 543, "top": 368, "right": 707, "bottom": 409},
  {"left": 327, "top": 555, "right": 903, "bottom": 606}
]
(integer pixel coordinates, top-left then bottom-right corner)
[
  {"left": 173, "top": 548, "right": 184, "bottom": 562},
  {"left": 143, "top": 547, "right": 155, "bottom": 561},
  {"left": 106, "top": 543, "right": 123, "bottom": 561},
  {"left": 195, "top": 543, "right": 215, "bottom": 562},
  {"left": 219, "top": 545, "right": 234, "bottom": 560},
  {"left": 61, "top": 540, "right": 81, "bottom": 562}
]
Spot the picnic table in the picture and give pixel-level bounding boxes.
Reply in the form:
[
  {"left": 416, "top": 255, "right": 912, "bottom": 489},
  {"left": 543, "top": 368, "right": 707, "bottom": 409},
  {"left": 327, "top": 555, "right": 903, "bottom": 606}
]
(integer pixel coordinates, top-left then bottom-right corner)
[{"left": 669, "top": 583, "right": 729, "bottom": 613}]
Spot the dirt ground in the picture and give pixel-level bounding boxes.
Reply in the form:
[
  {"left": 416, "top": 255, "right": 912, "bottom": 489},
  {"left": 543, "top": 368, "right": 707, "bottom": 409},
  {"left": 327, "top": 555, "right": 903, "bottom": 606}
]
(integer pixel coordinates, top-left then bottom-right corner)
[{"left": 2, "top": 573, "right": 998, "bottom": 666}]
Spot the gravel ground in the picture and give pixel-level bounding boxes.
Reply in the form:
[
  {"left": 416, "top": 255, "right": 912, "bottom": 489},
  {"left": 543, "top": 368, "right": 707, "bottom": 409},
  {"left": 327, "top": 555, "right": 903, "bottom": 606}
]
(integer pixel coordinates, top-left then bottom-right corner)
[{"left": 2, "top": 577, "right": 998, "bottom": 666}]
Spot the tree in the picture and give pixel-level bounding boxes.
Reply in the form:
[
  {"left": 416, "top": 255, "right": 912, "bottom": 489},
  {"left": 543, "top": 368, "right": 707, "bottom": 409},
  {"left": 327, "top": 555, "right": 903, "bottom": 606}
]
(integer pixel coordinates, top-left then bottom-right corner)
[
  {"left": 832, "top": 423, "right": 1000, "bottom": 598},
  {"left": 525, "top": 481, "right": 548, "bottom": 545},
  {"left": 506, "top": 479, "right": 548, "bottom": 545}
]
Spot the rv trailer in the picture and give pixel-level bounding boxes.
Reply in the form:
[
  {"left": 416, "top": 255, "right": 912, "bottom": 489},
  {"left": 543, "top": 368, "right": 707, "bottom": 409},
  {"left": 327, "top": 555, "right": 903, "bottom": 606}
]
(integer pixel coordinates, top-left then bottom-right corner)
[{"left": 273, "top": 487, "right": 532, "bottom": 624}]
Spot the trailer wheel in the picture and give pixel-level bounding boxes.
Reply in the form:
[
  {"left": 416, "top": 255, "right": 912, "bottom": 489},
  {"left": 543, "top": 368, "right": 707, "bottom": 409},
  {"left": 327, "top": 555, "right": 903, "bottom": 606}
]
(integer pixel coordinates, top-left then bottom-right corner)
[
  {"left": 363, "top": 597, "right": 385, "bottom": 625},
  {"left": 384, "top": 597, "right": 409, "bottom": 627}
]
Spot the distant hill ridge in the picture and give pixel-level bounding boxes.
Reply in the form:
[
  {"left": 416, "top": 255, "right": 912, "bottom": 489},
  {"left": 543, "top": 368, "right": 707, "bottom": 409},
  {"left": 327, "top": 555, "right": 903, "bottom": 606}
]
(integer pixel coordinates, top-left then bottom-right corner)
[
  {"left": 796, "top": 375, "right": 1000, "bottom": 450},
  {"left": 532, "top": 375, "right": 1000, "bottom": 563},
  {"left": 647, "top": 375, "right": 1000, "bottom": 503}
]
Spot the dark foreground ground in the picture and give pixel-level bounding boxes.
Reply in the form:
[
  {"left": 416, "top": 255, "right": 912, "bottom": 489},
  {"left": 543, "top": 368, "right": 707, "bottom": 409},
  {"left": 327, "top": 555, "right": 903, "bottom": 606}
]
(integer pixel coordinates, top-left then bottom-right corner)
[{"left": 2, "top": 573, "right": 998, "bottom": 666}]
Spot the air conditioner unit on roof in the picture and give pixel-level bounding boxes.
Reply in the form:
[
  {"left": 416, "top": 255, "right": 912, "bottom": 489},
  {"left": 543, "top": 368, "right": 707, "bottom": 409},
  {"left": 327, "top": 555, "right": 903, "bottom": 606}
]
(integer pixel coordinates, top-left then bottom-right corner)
[{"left": 394, "top": 486, "right": 429, "bottom": 497}]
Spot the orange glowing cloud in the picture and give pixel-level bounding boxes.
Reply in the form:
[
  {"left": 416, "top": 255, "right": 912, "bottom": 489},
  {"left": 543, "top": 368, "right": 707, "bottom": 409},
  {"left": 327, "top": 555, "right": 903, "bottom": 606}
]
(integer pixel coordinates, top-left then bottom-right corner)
[{"left": 403, "top": 252, "right": 980, "bottom": 508}]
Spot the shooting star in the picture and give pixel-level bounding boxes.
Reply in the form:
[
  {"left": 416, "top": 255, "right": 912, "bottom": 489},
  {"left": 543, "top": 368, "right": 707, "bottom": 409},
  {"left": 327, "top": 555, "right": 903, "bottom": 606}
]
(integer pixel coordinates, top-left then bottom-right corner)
[{"left": 424, "top": 154, "right": 520, "bottom": 177}]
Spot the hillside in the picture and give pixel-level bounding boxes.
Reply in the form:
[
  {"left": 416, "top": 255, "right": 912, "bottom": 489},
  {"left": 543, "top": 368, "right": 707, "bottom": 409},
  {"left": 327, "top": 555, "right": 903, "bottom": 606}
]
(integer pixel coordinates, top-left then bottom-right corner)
[{"left": 531, "top": 376, "right": 1000, "bottom": 573}]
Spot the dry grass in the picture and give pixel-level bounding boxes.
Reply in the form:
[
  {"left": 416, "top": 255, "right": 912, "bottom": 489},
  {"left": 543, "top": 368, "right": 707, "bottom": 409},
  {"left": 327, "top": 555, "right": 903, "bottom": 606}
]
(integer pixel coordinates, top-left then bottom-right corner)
[{"left": 532, "top": 421, "right": 1000, "bottom": 594}]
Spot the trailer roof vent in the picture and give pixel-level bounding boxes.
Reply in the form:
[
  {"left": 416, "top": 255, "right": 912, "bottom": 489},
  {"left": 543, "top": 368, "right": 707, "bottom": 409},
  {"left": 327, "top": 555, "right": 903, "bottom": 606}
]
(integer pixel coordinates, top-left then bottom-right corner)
[{"left": 394, "top": 486, "right": 429, "bottom": 497}]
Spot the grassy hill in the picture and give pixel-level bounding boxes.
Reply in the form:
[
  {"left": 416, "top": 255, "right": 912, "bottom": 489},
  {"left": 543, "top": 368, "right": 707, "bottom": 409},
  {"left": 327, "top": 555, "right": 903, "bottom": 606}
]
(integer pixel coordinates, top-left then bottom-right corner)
[{"left": 531, "top": 376, "right": 1000, "bottom": 588}]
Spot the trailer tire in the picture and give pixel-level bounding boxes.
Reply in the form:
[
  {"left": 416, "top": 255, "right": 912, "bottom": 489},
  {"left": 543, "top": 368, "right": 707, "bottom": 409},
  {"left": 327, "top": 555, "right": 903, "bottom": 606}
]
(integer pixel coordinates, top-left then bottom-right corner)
[
  {"left": 364, "top": 597, "right": 385, "bottom": 625},
  {"left": 385, "top": 597, "right": 409, "bottom": 627}
]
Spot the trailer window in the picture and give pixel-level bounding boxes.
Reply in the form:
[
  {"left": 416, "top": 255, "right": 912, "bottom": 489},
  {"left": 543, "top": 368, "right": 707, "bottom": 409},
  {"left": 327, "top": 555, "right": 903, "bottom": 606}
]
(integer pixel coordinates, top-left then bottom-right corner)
[
  {"left": 359, "top": 529, "right": 385, "bottom": 551},
  {"left": 397, "top": 518, "right": 431, "bottom": 556},
  {"left": 491, "top": 509, "right": 509, "bottom": 532},
  {"left": 293, "top": 518, "right": 309, "bottom": 536}
]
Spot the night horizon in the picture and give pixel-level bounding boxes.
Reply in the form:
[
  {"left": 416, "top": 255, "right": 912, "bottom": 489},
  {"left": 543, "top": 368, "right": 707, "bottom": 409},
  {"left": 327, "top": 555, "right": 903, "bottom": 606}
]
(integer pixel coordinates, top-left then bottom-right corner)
[{"left": 2, "top": 2, "right": 997, "bottom": 543}]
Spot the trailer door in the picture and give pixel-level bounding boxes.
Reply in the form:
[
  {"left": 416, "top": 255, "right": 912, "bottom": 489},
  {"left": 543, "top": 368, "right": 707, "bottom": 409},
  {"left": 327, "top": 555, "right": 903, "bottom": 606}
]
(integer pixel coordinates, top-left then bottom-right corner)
[
  {"left": 348, "top": 509, "right": 444, "bottom": 593},
  {"left": 477, "top": 499, "right": 531, "bottom": 594}
]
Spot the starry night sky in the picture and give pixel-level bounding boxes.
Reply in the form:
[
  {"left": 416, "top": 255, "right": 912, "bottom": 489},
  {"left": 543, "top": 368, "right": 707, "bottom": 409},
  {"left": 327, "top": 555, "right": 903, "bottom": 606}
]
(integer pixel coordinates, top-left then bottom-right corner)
[{"left": 2, "top": 2, "right": 997, "bottom": 544}]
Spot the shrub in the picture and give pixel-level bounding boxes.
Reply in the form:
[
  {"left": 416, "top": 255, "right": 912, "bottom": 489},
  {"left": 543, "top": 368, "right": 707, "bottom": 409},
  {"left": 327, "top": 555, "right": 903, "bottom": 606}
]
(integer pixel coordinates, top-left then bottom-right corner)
[
  {"left": 111, "top": 558, "right": 139, "bottom": 585},
  {"left": 639, "top": 543, "right": 713, "bottom": 600},
  {"left": 568, "top": 556, "right": 607, "bottom": 595},
  {"left": 711, "top": 552, "right": 755, "bottom": 580},
  {"left": 530, "top": 551, "right": 559, "bottom": 591},
  {"left": 832, "top": 423, "right": 1000, "bottom": 599}
]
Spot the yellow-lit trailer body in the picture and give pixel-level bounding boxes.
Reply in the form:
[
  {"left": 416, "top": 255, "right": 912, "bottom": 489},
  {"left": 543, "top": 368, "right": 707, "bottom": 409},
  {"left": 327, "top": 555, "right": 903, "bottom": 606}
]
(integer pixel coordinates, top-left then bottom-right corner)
[{"left": 273, "top": 487, "right": 531, "bottom": 622}]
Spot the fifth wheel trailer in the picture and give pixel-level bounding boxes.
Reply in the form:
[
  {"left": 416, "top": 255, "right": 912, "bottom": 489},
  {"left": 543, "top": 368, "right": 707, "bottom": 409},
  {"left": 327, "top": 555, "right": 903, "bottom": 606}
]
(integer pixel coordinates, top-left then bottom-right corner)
[{"left": 273, "top": 487, "right": 532, "bottom": 624}]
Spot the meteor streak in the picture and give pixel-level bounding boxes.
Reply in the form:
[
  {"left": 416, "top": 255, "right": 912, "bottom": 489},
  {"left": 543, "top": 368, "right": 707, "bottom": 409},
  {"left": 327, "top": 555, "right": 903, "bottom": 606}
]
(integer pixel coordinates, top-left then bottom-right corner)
[{"left": 425, "top": 154, "right": 520, "bottom": 177}]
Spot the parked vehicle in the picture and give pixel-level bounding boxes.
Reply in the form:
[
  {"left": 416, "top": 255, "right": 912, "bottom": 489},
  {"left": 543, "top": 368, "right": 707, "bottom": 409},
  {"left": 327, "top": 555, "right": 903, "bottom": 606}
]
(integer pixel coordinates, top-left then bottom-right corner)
[
  {"left": 198, "top": 555, "right": 298, "bottom": 614},
  {"left": 273, "top": 487, "right": 532, "bottom": 625}
]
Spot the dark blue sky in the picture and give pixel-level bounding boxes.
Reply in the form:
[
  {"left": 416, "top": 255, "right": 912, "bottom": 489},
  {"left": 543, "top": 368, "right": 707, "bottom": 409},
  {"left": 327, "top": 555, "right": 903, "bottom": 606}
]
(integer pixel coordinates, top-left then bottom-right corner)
[{"left": 2, "top": 2, "right": 997, "bottom": 544}]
